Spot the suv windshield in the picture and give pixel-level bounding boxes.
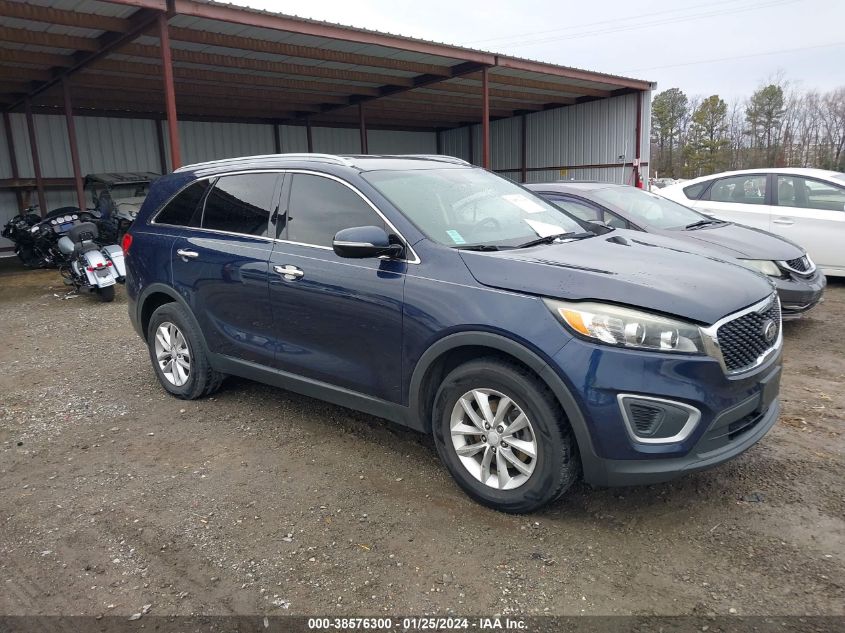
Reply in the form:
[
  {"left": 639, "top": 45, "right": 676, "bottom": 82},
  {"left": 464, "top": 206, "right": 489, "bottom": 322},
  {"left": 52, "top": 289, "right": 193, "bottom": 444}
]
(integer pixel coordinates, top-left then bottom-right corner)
[
  {"left": 363, "top": 167, "right": 585, "bottom": 248},
  {"left": 591, "top": 186, "right": 710, "bottom": 229}
]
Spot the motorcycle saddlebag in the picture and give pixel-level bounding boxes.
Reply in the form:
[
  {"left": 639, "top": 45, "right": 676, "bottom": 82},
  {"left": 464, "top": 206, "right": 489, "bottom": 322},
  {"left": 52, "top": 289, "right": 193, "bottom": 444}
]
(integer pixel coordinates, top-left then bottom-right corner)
[{"left": 101, "top": 245, "right": 127, "bottom": 280}]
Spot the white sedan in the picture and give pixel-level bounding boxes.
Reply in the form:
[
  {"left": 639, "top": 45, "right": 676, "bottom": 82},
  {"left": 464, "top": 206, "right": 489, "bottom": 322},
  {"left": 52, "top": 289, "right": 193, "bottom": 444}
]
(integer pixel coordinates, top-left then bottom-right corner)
[{"left": 659, "top": 168, "right": 845, "bottom": 276}]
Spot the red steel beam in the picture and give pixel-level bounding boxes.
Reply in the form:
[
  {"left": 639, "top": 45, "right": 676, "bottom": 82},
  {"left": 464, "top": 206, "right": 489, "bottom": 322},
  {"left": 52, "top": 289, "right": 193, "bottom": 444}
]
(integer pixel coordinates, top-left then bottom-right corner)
[
  {"left": 23, "top": 100, "right": 47, "bottom": 216},
  {"left": 62, "top": 78, "right": 86, "bottom": 213},
  {"left": 481, "top": 67, "right": 490, "bottom": 169},
  {"left": 358, "top": 104, "right": 368, "bottom": 154},
  {"left": 306, "top": 116, "right": 313, "bottom": 152},
  {"left": 172, "top": 0, "right": 496, "bottom": 65},
  {"left": 520, "top": 114, "right": 527, "bottom": 183},
  {"left": 154, "top": 118, "right": 167, "bottom": 174},
  {"left": 2, "top": 110, "right": 24, "bottom": 211},
  {"left": 0, "top": 0, "right": 133, "bottom": 32},
  {"left": 157, "top": 13, "right": 180, "bottom": 171},
  {"left": 495, "top": 57, "right": 653, "bottom": 91},
  {"left": 3, "top": 9, "right": 162, "bottom": 113}
]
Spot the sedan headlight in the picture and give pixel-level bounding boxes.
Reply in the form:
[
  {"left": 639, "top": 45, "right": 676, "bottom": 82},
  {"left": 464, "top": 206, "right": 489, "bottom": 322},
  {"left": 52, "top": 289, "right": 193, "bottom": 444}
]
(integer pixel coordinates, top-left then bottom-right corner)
[
  {"left": 738, "top": 259, "right": 782, "bottom": 277},
  {"left": 544, "top": 299, "right": 705, "bottom": 353}
]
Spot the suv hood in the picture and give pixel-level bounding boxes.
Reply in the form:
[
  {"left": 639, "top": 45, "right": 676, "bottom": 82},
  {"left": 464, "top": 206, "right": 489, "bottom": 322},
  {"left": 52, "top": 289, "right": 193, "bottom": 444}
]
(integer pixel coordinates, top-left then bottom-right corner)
[
  {"left": 459, "top": 230, "right": 774, "bottom": 325},
  {"left": 660, "top": 223, "right": 804, "bottom": 260}
]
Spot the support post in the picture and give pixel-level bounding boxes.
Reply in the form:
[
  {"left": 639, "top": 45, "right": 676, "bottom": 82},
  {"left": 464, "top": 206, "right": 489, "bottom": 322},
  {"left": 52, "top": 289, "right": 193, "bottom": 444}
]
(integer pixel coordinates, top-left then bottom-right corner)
[
  {"left": 634, "top": 90, "right": 643, "bottom": 188},
  {"left": 481, "top": 66, "right": 490, "bottom": 169},
  {"left": 358, "top": 103, "right": 368, "bottom": 154},
  {"left": 468, "top": 125, "right": 474, "bottom": 165},
  {"left": 305, "top": 116, "right": 313, "bottom": 152},
  {"left": 520, "top": 113, "right": 527, "bottom": 183},
  {"left": 158, "top": 12, "right": 180, "bottom": 171},
  {"left": 154, "top": 118, "right": 167, "bottom": 174},
  {"left": 24, "top": 100, "right": 47, "bottom": 217},
  {"left": 2, "top": 111, "right": 25, "bottom": 212},
  {"left": 62, "top": 77, "right": 87, "bottom": 213}
]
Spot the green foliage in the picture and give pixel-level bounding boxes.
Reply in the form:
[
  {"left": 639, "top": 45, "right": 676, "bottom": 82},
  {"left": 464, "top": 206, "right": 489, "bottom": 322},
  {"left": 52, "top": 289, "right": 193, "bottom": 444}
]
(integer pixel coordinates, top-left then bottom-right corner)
[
  {"left": 651, "top": 88, "right": 688, "bottom": 178},
  {"left": 685, "top": 95, "right": 730, "bottom": 177},
  {"left": 650, "top": 82, "right": 844, "bottom": 178},
  {"left": 745, "top": 84, "right": 786, "bottom": 166}
]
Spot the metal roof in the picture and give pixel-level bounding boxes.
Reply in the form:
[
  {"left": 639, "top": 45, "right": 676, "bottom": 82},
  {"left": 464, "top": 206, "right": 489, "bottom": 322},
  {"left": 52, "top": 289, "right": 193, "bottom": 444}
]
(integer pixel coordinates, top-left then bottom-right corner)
[{"left": 0, "top": 0, "right": 654, "bottom": 130}]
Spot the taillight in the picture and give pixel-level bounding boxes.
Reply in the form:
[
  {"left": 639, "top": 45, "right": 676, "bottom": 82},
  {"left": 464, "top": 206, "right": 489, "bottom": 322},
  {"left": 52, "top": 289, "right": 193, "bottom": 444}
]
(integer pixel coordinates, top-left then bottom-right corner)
[{"left": 121, "top": 233, "right": 133, "bottom": 253}]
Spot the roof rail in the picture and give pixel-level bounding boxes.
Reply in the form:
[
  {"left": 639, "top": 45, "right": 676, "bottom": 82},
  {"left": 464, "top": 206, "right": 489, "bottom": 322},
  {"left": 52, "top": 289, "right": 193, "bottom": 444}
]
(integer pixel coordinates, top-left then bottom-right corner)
[
  {"left": 402, "top": 154, "right": 471, "bottom": 166},
  {"left": 175, "top": 153, "right": 353, "bottom": 172}
]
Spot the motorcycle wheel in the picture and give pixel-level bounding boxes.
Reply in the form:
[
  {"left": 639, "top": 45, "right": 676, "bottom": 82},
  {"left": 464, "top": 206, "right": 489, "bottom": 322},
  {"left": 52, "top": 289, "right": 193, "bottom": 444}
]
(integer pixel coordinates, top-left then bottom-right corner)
[{"left": 97, "top": 286, "right": 115, "bottom": 303}]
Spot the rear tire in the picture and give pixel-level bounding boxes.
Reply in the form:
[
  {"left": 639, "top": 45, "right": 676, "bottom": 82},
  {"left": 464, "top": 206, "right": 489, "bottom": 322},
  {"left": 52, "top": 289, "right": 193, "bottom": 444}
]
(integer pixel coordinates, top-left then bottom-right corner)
[
  {"left": 432, "top": 358, "right": 579, "bottom": 513},
  {"left": 147, "top": 302, "right": 224, "bottom": 400},
  {"left": 97, "top": 286, "right": 115, "bottom": 302}
]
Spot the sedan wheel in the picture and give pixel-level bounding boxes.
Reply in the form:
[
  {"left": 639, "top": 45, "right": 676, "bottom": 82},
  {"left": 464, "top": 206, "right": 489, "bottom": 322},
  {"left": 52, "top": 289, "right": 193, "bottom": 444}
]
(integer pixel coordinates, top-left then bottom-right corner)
[
  {"left": 154, "top": 321, "right": 191, "bottom": 387},
  {"left": 450, "top": 388, "right": 537, "bottom": 490}
]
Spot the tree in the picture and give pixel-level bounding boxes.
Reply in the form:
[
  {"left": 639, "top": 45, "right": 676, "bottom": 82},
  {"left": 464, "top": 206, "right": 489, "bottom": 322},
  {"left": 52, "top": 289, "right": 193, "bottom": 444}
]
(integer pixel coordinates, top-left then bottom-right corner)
[
  {"left": 745, "top": 84, "right": 786, "bottom": 167},
  {"left": 651, "top": 88, "right": 688, "bottom": 177},
  {"left": 685, "top": 95, "right": 730, "bottom": 176}
]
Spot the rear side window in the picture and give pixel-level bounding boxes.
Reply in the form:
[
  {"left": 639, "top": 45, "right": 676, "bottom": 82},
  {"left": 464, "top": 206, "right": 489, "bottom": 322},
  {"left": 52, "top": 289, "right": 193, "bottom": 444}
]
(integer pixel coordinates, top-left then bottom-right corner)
[
  {"left": 683, "top": 182, "right": 708, "bottom": 200},
  {"left": 154, "top": 180, "right": 210, "bottom": 226},
  {"left": 548, "top": 196, "right": 602, "bottom": 222},
  {"left": 201, "top": 174, "right": 280, "bottom": 237},
  {"left": 285, "top": 174, "right": 385, "bottom": 247},
  {"left": 708, "top": 174, "right": 767, "bottom": 204}
]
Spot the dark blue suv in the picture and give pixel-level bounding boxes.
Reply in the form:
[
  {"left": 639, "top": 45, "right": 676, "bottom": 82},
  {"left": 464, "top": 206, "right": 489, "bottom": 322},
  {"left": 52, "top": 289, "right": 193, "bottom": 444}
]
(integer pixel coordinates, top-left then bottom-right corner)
[{"left": 125, "top": 154, "right": 782, "bottom": 513}]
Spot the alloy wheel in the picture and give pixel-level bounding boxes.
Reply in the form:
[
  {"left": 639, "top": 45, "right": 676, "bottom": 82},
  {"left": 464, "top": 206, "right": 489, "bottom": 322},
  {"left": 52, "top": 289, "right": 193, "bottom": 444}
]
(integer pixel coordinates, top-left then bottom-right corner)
[
  {"left": 154, "top": 321, "right": 191, "bottom": 387},
  {"left": 449, "top": 388, "right": 537, "bottom": 490}
]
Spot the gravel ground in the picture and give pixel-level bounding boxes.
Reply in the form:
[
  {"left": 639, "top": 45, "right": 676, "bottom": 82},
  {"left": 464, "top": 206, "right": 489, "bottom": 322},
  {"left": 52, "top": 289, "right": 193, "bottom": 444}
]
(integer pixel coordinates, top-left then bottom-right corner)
[{"left": 0, "top": 261, "right": 843, "bottom": 618}]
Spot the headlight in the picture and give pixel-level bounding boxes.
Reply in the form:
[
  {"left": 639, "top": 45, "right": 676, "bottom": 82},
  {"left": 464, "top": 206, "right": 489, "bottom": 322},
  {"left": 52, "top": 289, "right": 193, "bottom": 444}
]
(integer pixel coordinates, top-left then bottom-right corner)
[
  {"left": 544, "top": 299, "right": 705, "bottom": 353},
  {"left": 738, "top": 259, "right": 782, "bottom": 277}
]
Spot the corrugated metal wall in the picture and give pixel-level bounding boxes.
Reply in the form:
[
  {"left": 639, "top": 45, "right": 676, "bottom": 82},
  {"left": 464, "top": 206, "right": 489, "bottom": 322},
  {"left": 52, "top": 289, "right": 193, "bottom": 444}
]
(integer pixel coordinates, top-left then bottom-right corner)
[
  {"left": 0, "top": 116, "right": 437, "bottom": 249},
  {"left": 438, "top": 92, "right": 651, "bottom": 185},
  {"left": 1, "top": 93, "right": 651, "bottom": 251}
]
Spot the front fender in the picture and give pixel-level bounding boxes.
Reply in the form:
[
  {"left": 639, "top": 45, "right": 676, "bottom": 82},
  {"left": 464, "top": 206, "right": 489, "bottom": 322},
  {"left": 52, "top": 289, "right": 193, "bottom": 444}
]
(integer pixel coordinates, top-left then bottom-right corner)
[{"left": 407, "top": 331, "right": 598, "bottom": 475}]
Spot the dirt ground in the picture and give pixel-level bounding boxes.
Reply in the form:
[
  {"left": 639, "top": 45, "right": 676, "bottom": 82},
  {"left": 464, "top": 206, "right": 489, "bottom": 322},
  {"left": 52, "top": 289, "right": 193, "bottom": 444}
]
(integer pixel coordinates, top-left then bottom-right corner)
[{"left": 0, "top": 260, "right": 842, "bottom": 618}]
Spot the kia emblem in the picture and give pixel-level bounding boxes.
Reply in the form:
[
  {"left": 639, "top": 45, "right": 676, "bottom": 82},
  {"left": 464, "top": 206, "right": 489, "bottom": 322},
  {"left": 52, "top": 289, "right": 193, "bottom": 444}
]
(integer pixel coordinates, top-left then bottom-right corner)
[{"left": 762, "top": 319, "right": 777, "bottom": 343}]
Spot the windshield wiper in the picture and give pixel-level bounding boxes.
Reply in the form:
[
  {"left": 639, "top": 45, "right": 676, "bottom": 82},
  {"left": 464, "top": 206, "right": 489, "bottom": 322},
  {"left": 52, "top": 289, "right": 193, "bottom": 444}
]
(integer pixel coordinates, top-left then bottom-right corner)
[
  {"left": 684, "top": 218, "right": 725, "bottom": 230},
  {"left": 453, "top": 244, "right": 502, "bottom": 251},
  {"left": 515, "top": 232, "right": 593, "bottom": 249}
]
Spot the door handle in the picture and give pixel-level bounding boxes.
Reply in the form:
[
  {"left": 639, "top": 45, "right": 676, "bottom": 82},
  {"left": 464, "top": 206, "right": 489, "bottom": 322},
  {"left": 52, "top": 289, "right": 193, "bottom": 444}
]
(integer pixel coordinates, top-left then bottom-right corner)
[
  {"left": 772, "top": 217, "right": 795, "bottom": 226},
  {"left": 176, "top": 249, "right": 199, "bottom": 259},
  {"left": 273, "top": 264, "right": 304, "bottom": 280}
]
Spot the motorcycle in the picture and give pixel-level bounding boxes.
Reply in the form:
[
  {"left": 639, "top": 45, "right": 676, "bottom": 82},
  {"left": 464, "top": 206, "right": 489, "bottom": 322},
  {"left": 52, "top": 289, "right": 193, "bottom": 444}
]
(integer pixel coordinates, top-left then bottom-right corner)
[
  {"left": 56, "top": 220, "right": 126, "bottom": 302},
  {"left": 2, "top": 206, "right": 45, "bottom": 267}
]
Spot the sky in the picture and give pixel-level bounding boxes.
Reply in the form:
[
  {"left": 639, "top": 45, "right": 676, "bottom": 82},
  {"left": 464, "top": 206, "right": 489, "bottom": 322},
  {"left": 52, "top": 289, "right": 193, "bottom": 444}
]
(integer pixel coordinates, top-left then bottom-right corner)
[{"left": 224, "top": 0, "right": 845, "bottom": 102}]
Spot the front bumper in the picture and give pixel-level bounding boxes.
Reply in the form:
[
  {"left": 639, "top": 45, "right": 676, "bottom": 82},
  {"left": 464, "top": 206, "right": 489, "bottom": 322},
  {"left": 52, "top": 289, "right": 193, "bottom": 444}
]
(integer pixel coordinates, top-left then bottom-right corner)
[
  {"left": 774, "top": 271, "right": 826, "bottom": 319},
  {"left": 549, "top": 337, "right": 782, "bottom": 487},
  {"left": 593, "top": 394, "right": 779, "bottom": 486}
]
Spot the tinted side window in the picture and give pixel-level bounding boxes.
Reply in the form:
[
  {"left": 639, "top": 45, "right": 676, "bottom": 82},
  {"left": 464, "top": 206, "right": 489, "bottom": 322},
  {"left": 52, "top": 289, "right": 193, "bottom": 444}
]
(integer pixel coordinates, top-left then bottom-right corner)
[
  {"left": 709, "top": 174, "right": 767, "bottom": 204},
  {"left": 683, "top": 182, "right": 708, "bottom": 199},
  {"left": 547, "top": 196, "right": 601, "bottom": 222},
  {"left": 285, "top": 174, "right": 385, "bottom": 247},
  {"left": 155, "top": 180, "right": 210, "bottom": 226},
  {"left": 777, "top": 175, "right": 845, "bottom": 211},
  {"left": 201, "top": 174, "right": 279, "bottom": 237}
]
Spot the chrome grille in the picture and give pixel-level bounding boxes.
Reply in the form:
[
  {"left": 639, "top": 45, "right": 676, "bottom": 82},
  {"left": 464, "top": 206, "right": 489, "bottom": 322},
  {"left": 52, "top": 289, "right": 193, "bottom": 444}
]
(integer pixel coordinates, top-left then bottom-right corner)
[
  {"left": 716, "top": 297, "right": 781, "bottom": 373},
  {"left": 781, "top": 255, "right": 813, "bottom": 275}
]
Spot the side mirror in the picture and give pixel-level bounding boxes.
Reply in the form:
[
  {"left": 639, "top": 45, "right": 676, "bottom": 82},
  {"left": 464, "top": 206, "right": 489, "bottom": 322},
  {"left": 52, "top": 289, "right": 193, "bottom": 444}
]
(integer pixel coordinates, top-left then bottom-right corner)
[{"left": 333, "top": 226, "right": 404, "bottom": 259}]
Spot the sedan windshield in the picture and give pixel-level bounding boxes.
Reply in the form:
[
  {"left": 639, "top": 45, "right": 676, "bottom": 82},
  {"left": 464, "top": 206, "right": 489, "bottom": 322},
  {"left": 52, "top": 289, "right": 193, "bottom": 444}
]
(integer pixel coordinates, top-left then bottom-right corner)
[
  {"left": 363, "top": 168, "right": 585, "bottom": 248},
  {"left": 590, "top": 186, "right": 711, "bottom": 229}
]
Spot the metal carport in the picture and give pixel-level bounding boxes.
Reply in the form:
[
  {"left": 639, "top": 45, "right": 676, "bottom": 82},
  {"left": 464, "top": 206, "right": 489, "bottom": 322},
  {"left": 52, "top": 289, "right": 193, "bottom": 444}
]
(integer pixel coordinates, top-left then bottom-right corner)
[{"left": 0, "top": 0, "right": 654, "bottom": 252}]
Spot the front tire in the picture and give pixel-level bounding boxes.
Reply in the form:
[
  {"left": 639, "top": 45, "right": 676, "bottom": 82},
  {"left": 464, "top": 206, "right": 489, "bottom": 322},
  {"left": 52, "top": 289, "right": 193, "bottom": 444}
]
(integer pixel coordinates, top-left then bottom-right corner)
[
  {"left": 432, "top": 358, "right": 579, "bottom": 513},
  {"left": 147, "top": 302, "right": 224, "bottom": 400}
]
